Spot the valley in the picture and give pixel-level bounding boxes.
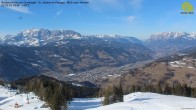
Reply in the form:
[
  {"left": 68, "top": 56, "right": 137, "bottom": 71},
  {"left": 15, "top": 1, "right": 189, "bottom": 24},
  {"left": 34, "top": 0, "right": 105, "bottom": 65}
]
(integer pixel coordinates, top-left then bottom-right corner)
[
  {"left": 1, "top": 30, "right": 196, "bottom": 88},
  {"left": 1, "top": 29, "right": 196, "bottom": 110},
  {"left": 0, "top": 29, "right": 153, "bottom": 82}
]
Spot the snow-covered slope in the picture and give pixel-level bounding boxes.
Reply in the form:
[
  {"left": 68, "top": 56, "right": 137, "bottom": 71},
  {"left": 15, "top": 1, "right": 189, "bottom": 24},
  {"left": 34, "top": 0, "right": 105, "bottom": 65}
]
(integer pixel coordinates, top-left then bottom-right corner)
[
  {"left": 68, "top": 92, "right": 196, "bottom": 110},
  {"left": 0, "top": 86, "right": 49, "bottom": 110}
]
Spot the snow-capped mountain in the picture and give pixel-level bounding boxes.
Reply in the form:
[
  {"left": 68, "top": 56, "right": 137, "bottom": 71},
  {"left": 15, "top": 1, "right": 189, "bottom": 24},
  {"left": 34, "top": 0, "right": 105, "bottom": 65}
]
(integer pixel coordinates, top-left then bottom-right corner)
[
  {"left": 0, "top": 29, "right": 143, "bottom": 46},
  {"left": 146, "top": 32, "right": 196, "bottom": 57},
  {"left": 0, "top": 29, "right": 153, "bottom": 81},
  {"left": 84, "top": 34, "right": 143, "bottom": 44},
  {"left": 0, "top": 29, "right": 82, "bottom": 46},
  {"left": 149, "top": 32, "right": 196, "bottom": 41}
]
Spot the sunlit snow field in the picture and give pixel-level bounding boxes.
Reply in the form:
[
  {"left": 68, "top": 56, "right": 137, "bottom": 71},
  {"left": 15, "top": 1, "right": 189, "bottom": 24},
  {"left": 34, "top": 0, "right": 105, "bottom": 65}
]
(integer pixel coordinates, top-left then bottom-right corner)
[{"left": 69, "top": 92, "right": 196, "bottom": 110}]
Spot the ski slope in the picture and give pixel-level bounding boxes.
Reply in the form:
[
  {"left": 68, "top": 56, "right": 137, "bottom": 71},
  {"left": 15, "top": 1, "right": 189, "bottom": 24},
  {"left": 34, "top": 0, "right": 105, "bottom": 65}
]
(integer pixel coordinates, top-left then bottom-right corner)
[
  {"left": 68, "top": 98, "right": 102, "bottom": 110},
  {"left": 89, "top": 92, "right": 196, "bottom": 110},
  {"left": 0, "top": 86, "right": 49, "bottom": 110},
  {"left": 1, "top": 84, "right": 196, "bottom": 110},
  {"left": 69, "top": 92, "right": 196, "bottom": 110}
]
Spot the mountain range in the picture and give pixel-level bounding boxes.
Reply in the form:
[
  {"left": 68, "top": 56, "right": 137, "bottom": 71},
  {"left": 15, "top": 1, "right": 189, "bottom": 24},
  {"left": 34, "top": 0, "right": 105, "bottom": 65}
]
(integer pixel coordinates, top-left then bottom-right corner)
[
  {"left": 1, "top": 30, "right": 196, "bottom": 54},
  {"left": 0, "top": 29, "right": 143, "bottom": 46},
  {"left": 146, "top": 32, "right": 196, "bottom": 56},
  {"left": 1, "top": 29, "right": 196, "bottom": 87},
  {"left": 0, "top": 29, "right": 152, "bottom": 81}
]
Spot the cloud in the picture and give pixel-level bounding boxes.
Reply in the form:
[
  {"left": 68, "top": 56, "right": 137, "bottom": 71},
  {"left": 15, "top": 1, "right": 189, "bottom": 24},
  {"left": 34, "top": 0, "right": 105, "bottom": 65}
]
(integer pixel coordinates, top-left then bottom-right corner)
[
  {"left": 56, "top": 10, "right": 63, "bottom": 16},
  {"left": 7, "top": 6, "right": 32, "bottom": 14},
  {"left": 123, "top": 16, "right": 136, "bottom": 23}
]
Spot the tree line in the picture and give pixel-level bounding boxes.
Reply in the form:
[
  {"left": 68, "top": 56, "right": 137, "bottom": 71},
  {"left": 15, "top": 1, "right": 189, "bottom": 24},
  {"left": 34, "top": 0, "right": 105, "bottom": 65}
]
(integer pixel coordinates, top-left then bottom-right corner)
[
  {"left": 101, "top": 82, "right": 196, "bottom": 106},
  {"left": 100, "top": 84, "right": 124, "bottom": 105},
  {"left": 125, "top": 83, "right": 195, "bottom": 97}
]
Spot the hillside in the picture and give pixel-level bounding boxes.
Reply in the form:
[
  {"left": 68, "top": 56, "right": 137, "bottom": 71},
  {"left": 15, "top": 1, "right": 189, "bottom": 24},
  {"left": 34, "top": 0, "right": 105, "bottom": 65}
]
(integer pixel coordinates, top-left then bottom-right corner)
[{"left": 102, "top": 50, "right": 196, "bottom": 90}]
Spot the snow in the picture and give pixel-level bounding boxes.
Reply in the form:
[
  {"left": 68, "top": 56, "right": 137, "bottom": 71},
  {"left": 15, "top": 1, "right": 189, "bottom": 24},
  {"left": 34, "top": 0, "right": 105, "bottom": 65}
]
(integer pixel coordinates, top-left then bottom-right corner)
[
  {"left": 169, "top": 59, "right": 196, "bottom": 69},
  {"left": 0, "top": 29, "right": 83, "bottom": 46},
  {"left": 68, "top": 98, "right": 102, "bottom": 110},
  {"left": 1, "top": 84, "right": 196, "bottom": 110},
  {"left": 53, "top": 54, "right": 61, "bottom": 58},
  {"left": 188, "top": 66, "right": 195, "bottom": 69},
  {"left": 71, "top": 83, "right": 83, "bottom": 87},
  {"left": 28, "top": 39, "right": 39, "bottom": 46},
  {"left": 190, "top": 32, "right": 196, "bottom": 38},
  {"left": 107, "top": 75, "right": 113, "bottom": 77},
  {"left": 71, "top": 35, "right": 82, "bottom": 39},
  {"left": 67, "top": 74, "right": 75, "bottom": 76},
  {"left": 31, "top": 63, "right": 39, "bottom": 66},
  {"left": 169, "top": 61, "right": 186, "bottom": 67},
  {"left": 0, "top": 36, "right": 5, "bottom": 41},
  {"left": 178, "top": 53, "right": 187, "bottom": 56},
  {"left": 107, "top": 74, "right": 121, "bottom": 77},
  {"left": 0, "top": 86, "right": 49, "bottom": 110},
  {"left": 68, "top": 92, "right": 196, "bottom": 110},
  {"left": 150, "top": 32, "right": 196, "bottom": 40},
  {"left": 0, "top": 29, "right": 140, "bottom": 46}
]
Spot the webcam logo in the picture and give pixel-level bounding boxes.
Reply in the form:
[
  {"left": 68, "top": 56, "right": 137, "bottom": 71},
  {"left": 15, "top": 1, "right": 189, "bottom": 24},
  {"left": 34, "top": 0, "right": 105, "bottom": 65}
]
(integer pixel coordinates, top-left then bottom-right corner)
[{"left": 181, "top": 2, "right": 194, "bottom": 14}]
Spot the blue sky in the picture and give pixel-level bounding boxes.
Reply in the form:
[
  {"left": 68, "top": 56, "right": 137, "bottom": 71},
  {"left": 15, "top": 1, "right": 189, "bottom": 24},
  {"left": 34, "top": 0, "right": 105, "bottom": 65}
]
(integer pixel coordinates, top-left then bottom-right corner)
[{"left": 0, "top": 0, "right": 196, "bottom": 39}]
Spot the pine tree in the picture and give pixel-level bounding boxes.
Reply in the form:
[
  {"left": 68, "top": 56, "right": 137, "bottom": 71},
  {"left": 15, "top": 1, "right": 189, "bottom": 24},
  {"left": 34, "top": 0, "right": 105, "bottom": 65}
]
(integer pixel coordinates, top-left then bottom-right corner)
[
  {"left": 118, "top": 84, "right": 124, "bottom": 102},
  {"left": 112, "top": 86, "right": 118, "bottom": 103},
  {"left": 135, "top": 86, "right": 141, "bottom": 92},
  {"left": 103, "top": 88, "right": 110, "bottom": 105},
  {"left": 191, "top": 88, "right": 196, "bottom": 97},
  {"left": 173, "top": 83, "right": 182, "bottom": 96},
  {"left": 155, "top": 84, "right": 162, "bottom": 94},
  {"left": 164, "top": 83, "right": 171, "bottom": 95},
  {"left": 182, "top": 84, "right": 191, "bottom": 97},
  {"left": 130, "top": 85, "right": 135, "bottom": 93}
]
